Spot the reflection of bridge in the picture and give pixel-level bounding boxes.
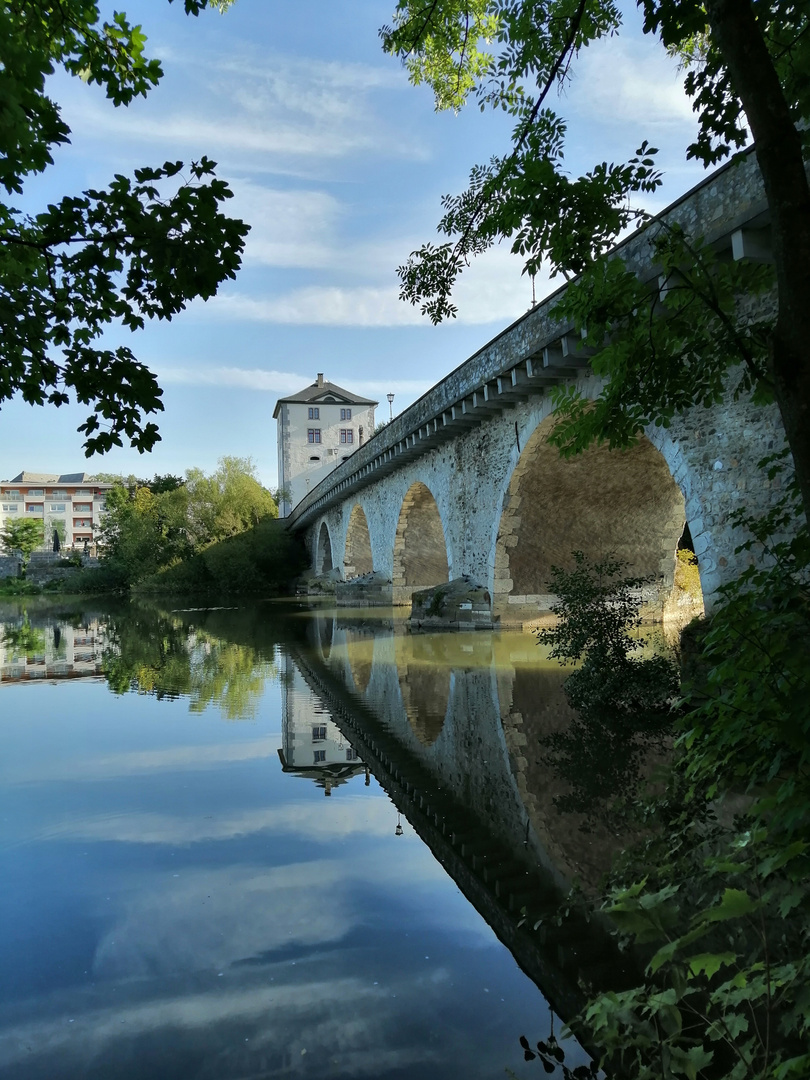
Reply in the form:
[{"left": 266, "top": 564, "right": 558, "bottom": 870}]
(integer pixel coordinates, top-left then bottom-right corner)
[
  {"left": 288, "top": 153, "right": 785, "bottom": 622},
  {"left": 291, "top": 611, "right": 640, "bottom": 1031}
]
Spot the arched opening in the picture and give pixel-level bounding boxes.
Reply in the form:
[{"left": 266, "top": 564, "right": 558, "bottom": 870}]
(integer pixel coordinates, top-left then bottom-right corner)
[
  {"left": 344, "top": 505, "right": 373, "bottom": 579},
  {"left": 494, "top": 417, "right": 699, "bottom": 620},
  {"left": 316, "top": 522, "right": 333, "bottom": 576},
  {"left": 392, "top": 482, "right": 449, "bottom": 605}
]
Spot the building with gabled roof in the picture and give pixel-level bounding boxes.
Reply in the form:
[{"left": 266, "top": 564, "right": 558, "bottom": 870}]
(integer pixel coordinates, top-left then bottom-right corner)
[{"left": 273, "top": 373, "right": 377, "bottom": 517}]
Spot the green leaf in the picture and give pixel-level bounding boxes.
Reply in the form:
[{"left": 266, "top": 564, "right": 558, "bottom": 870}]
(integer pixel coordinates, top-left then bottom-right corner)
[{"left": 686, "top": 952, "right": 737, "bottom": 979}]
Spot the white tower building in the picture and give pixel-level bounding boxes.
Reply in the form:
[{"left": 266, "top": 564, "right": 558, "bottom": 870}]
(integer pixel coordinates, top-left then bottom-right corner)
[{"left": 273, "top": 374, "right": 377, "bottom": 517}]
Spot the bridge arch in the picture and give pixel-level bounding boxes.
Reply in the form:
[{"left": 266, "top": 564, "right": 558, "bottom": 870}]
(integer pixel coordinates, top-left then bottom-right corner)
[
  {"left": 344, "top": 504, "right": 374, "bottom": 579},
  {"left": 316, "top": 521, "right": 334, "bottom": 576},
  {"left": 392, "top": 482, "right": 450, "bottom": 605},
  {"left": 492, "top": 415, "right": 691, "bottom": 618}
]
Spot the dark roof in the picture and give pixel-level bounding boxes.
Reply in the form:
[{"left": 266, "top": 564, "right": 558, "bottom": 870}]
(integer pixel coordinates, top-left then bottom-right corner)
[
  {"left": 273, "top": 378, "right": 377, "bottom": 418},
  {"left": 6, "top": 472, "right": 104, "bottom": 485}
]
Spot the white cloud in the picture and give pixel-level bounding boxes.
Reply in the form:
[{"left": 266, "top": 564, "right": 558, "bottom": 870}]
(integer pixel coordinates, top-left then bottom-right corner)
[
  {"left": 155, "top": 364, "right": 316, "bottom": 393},
  {"left": 56, "top": 50, "right": 426, "bottom": 168},
  {"left": 227, "top": 179, "right": 341, "bottom": 267},
  {"left": 155, "top": 363, "right": 430, "bottom": 399},
  {"left": 566, "top": 36, "right": 694, "bottom": 128},
  {"left": 194, "top": 243, "right": 538, "bottom": 327}
]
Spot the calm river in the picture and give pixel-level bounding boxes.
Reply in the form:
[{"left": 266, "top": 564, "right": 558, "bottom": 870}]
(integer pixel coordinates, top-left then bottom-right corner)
[{"left": 0, "top": 598, "right": 630, "bottom": 1079}]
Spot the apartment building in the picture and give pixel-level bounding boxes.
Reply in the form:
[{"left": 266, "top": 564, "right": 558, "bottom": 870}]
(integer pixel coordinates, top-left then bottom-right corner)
[
  {"left": 273, "top": 373, "right": 377, "bottom": 517},
  {"left": 0, "top": 472, "right": 114, "bottom": 552}
]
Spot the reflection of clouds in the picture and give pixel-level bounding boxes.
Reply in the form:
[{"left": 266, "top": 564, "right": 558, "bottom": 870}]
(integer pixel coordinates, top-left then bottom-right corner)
[
  {"left": 50, "top": 795, "right": 405, "bottom": 846},
  {"left": 93, "top": 862, "right": 358, "bottom": 977},
  {"left": 0, "top": 735, "right": 280, "bottom": 786},
  {"left": 0, "top": 968, "right": 442, "bottom": 1078},
  {"left": 0, "top": 849, "right": 503, "bottom": 1078}
]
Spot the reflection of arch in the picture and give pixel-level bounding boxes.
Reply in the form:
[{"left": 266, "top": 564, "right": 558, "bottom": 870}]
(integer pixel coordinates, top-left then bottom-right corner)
[
  {"left": 316, "top": 522, "right": 333, "bottom": 575},
  {"left": 493, "top": 417, "right": 688, "bottom": 608},
  {"left": 316, "top": 615, "right": 334, "bottom": 661},
  {"left": 392, "top": 483, "right": 449, "bottom": 602},
  {"left": 395, "top": 635, "right": 451, "bottom": 747},
  {"left": 344, "top": 505, "right": 373, "bottom": 579},
  {"left": 345, "top": 630, "right": 374, "bottom": 695}
]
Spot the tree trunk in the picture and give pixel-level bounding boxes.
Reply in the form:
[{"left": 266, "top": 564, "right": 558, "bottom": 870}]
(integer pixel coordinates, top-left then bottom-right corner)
[{"left": 706, "top": 0, "right": 810, "bottom": 523}]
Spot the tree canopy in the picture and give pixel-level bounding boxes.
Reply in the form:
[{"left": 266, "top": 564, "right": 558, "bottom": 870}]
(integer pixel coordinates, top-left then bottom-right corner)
[
  {"left": 381, "top": 0, "right": 810, "bottom": 518},
  {"left": 0, "top": 1, "right": 248, "bottom": 455}
]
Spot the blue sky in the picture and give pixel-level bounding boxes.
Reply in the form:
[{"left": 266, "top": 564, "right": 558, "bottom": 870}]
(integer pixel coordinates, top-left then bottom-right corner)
[{"left": 2, "top": 0, "right": 709, "bottom": 488}]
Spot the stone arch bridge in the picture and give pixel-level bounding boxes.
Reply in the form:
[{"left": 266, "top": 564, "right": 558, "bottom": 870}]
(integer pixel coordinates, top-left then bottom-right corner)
[{"left": 286, "top": 152, "right": 784, "bottom": 625}]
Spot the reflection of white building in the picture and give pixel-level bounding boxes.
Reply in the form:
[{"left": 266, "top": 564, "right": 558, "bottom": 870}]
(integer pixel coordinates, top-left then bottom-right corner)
[
  {"left": 277, "top": 655, "right": 368, "bottom": 795},
  {"left": 0, "top": 617, "right": 105, "bottom": 681},
  {"left": 0, "top": 471, "right": 113, "bottom": 552},
  {"left": 273, "top": 374, "right": 377, "bottom": 517}
]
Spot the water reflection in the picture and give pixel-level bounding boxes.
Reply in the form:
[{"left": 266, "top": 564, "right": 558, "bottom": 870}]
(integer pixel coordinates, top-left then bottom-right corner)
[
  {"left": 1, "top": 607, "right": 104, "bottom": 680},
  {"left": 0, "top": 599, "right": 627, "bottom": 1079},
  {"left": 279, "top": 652, "right": 370, "bottom": 794}
]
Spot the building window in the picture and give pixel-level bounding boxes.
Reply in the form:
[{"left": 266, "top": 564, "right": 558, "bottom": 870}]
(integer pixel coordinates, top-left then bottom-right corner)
[
  {"left": 346, "top": 748, "right": 358, "bottom": 761},
  {"left": 74, "top": 503, "right": 92, "bottom": 513},
  {"left": 308, "top": 407, "right": 320, "bottom": 419},
  {"left": 26, "top": 504, "right": 44, "bottom": 513},
  {"left": 49, "top": 504, "right": 66, "bottom": 512},
  {"left": 313, "top": 750, "right": 326, "bottom": 763},
  {"left": 307, "top": 429, "right": 321, "bottom": 444},
  {"left": 2, "top": 504, "right": 18, "bottom": 513},
  {"left": 73, "top": 519, "right": 92, "bottom": 528},
  {"left": 340, "top": 408, "right": 352, "bottom": 421},
  {"left": 312, "top": 724, "right": 327, "bottom": 741},
  {"left": 28, "top": 489, "right": 44, "bottom": 496},
  {"left": 339, "top": 429, "right": 354, "bottom": 444}
]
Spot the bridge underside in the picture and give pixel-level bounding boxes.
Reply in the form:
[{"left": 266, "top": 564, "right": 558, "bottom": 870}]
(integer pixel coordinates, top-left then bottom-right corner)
[{"left": 493, "top": 419, "right": 686, "bottom": 623}]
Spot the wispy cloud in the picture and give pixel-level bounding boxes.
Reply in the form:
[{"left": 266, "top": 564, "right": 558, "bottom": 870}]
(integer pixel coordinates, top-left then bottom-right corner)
[
  {"left": 56, "top": 49, "right": 426, "bottom": 169},
  {"left": 195, "top": 244, "right": 538, "bottom": 327},
  {"left": 566, "top": 36, "right": 694, "bottom": 128},
  {"left": 155, "top": 364, "right": 430, "bottom": 398}
]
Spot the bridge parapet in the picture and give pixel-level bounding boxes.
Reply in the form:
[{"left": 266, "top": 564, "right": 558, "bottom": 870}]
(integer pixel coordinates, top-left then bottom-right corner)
[{"left": 287, "top": 149, "right": 771, "bottom": 534}]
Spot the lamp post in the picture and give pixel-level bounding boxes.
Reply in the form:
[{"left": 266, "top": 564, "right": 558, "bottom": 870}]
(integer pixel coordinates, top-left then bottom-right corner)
[{"left": 387, "top": 393, "right": 395, "bottom": 422}]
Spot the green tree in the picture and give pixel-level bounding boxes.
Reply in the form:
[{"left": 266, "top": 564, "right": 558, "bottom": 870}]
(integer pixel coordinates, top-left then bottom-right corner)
[
  {"left": 185, "top": 457, "right": 277, "bottom": 547},
  {"left": 381, "top": 0, "right": 810, "bottom": 519},
  {"left": 0, "top": 517, "right": 45, "bottom": 565},
  {"left": 0, "top": 1, "right": 248, "bottom": 454}
]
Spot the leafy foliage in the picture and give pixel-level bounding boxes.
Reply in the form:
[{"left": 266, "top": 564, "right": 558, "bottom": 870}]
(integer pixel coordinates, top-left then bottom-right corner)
[
  {"left": 542, "top": 462, "right": 810, "bottom": 1079},
  {"left": 537, "top": 552, "right": 679, "bottom": 820},
  {"left": 0, "top": 516, "right": 45, "bottom": 565},
  {"left": 547, "top": 225, "right": 774, "bottom": 457},
  {"left": 0, "top": 1, "right": 248, "bottom": 453},
  {"left": 93, "top": 457, "right": 301, "bottom": 595},
  {"left": 382, "top": 0, "right": 810, "bottom": 519}
]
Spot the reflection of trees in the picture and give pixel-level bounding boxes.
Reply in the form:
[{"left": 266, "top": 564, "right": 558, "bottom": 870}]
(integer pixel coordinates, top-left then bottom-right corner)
[
  {"left": 101, "top": 605, "right": 274, "bottom": 720},
  {"left": 2, "top": 614, "right": 47, "bottom": 657}
]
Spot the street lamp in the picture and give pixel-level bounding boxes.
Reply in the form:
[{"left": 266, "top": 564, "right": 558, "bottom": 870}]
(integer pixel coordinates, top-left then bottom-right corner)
[{"left": 387, "top": 392, "right": 395, "bottom": 422}]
